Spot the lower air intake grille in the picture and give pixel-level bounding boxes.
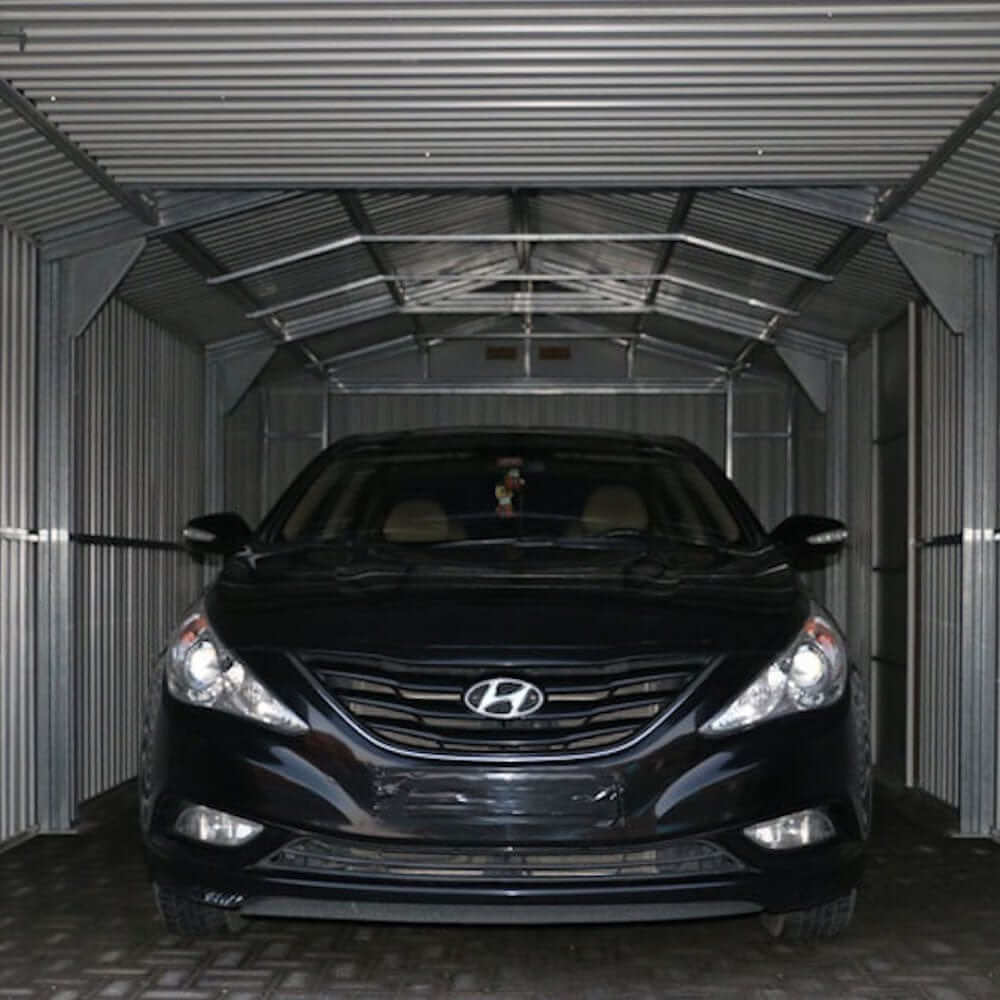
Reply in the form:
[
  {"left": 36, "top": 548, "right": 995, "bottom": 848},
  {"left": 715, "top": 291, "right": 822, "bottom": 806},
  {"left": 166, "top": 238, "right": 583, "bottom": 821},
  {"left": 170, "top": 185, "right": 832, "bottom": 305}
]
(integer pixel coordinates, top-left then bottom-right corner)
[
  {"left": 302, "top": 653, "right": 708, "bottom": 757},
  {"left": 258, "top": 838, "right": 744, "bottom": 881}
]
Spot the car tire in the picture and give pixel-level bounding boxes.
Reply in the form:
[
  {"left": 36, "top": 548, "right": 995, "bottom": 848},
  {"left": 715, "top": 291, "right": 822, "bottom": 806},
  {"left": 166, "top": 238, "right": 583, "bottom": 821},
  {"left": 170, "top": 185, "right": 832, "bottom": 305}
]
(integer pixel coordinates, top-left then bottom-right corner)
[
  {"left": 760, "top": 889, "right": 856, "bottom": 941},
  {"left": 153, "top": 882, "right": 244, "bottom": 936}
]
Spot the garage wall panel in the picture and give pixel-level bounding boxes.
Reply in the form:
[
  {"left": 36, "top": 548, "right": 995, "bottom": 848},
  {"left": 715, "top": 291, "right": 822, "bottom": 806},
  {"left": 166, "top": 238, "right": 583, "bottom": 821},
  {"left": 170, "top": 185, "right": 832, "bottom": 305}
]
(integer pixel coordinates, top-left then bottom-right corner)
[
  {"left": 74, "top": 299, "right": 205, "bottom": 802},
  {"left": 732, "top": 384, "right": 791, "bottom": 533},
  {"left": 846, "top": 339, "right": 874, "bottom": 695},
  {"left": 916, "top": 307, "right": 963, "bottom": 808},
  {"left": 224, "top": 386, "right": 264, "bottom": 523},
  {"left": 0, "top": 224, "right": 38, "bottom": 845}
]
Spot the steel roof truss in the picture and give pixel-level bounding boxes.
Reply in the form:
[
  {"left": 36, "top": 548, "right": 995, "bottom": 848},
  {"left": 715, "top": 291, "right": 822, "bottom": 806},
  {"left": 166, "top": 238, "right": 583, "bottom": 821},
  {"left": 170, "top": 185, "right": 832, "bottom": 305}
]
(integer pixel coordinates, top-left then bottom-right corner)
[{"left": 208, "top": 230, "right": 836, "bottom": 287}]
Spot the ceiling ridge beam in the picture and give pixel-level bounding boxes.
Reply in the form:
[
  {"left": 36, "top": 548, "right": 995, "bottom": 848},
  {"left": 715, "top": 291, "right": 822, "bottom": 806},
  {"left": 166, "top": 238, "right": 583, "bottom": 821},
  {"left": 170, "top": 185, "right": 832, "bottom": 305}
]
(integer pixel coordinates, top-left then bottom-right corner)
[{"left": 0, "top": 78, "right": 159, "bottom": 227}]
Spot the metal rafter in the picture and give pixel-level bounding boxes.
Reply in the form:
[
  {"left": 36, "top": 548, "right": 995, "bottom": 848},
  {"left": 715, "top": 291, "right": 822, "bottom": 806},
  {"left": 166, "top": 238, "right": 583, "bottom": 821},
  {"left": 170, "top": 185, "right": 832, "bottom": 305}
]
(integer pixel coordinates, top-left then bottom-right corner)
[
  {"left": 161, "top": 230, "right": 324, "bottom": 374},
  {"left": 337, "top": 189, "right": 425, "bottom": 351},
  {"left": 0, "top": 78, "right": 159, "bottom": 227},
  {"left": 731, "top": 226, "right": 875, "bottom": 371},
  {"left": 208, "top": 231, "right": 836, "bottom": 287},
  {"left": 634, "top": 189, "right": 696, "bottom": 335}
]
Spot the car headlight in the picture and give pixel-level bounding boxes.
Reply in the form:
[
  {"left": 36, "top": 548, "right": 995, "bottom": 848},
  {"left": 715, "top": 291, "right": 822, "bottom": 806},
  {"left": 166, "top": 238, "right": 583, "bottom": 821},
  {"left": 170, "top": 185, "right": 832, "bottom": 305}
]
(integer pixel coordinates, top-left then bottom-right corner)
[
  {"left": 701, "top": 607, "right": 847, "bottom": 735},
  {"left": 166, "top": 609, "right": 308, "bottom": 734}
]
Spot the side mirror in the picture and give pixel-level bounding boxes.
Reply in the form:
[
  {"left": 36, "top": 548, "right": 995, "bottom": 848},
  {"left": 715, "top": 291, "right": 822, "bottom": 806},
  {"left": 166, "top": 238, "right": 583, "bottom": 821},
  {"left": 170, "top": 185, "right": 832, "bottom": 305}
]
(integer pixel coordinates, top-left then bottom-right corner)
[
  {"left": 182, "top": 513, "right": 252, "bottom": 557},
  {"left": 771, "top": 515, "right": 848, "bottom": 571}
]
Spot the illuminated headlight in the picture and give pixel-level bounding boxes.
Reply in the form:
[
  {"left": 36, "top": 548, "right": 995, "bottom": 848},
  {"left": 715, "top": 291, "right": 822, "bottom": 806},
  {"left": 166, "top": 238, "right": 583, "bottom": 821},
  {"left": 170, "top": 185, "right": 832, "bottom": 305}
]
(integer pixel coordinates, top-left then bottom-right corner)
[
  {"left": 166, "top": 609, "right": 308, "bottom": 734},
  {"left": 701, "top": 606, "right": 847, "bottom": 735},
  {"left": 744, "top": 808, "right": 835, "bottom": 850},
  {"left": 175, "top": 805, "right": 263, "bottom": 846}
]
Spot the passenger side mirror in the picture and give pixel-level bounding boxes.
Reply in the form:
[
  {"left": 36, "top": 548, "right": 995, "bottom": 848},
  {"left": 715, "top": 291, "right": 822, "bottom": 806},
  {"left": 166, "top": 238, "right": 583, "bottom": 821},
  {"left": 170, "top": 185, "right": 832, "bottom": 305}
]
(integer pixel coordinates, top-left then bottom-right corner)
[
  {"left": 182, "top": 512, "right": 252, "bottom": 557},
  {"left": 771, "top": 515, "right": 848, "bottom": 571}
]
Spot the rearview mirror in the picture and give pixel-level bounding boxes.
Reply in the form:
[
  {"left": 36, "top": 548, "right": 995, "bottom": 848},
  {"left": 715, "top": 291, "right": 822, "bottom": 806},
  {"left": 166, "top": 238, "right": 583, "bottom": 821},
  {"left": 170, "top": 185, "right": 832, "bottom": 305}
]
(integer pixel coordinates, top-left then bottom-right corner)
[
  {"left": 771, "top": 515, "right": 848, "bottom": 571},
  {"left": 182, "top": 512, "right": 252, "bottom": 557}
]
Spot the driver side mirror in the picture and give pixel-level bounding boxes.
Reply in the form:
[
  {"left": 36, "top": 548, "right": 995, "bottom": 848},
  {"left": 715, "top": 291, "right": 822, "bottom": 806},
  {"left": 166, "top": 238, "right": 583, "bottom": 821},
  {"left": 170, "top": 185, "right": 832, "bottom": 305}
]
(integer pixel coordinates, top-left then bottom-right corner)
[
  {"left": 182, "top": 512, "right": 252, "bottom": 557},
  {"left": 771, "top": 515, "right": 848, "bottom": 571}
]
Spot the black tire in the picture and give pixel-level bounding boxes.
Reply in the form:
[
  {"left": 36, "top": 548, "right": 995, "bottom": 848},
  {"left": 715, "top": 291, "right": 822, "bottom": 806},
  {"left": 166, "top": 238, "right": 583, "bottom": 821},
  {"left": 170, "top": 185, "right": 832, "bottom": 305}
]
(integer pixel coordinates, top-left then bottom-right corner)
[
  {"left": 761, "top": 889, "right": 856, "bottom": 941},
  {"left": 154, "top": 882, "right": 244, "bottom": 936}
]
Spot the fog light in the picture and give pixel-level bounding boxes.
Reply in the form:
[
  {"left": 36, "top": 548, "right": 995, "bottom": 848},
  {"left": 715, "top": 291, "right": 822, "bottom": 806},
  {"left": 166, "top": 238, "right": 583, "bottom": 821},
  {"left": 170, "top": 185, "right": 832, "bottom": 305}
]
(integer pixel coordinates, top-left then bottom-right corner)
[
  {"left": 175, "top": 805, "right": 263, "bottom": 846},
  {"left": 744, "top": 808, "right": 835, "bottom": 850}
]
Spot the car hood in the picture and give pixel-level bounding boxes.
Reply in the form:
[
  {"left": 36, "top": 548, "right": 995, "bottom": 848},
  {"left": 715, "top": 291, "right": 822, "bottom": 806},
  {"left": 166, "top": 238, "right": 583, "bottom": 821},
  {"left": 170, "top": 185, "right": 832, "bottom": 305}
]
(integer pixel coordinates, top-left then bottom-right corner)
[{"left": 204, "top": 542, "right": 809, "bottom": 662}]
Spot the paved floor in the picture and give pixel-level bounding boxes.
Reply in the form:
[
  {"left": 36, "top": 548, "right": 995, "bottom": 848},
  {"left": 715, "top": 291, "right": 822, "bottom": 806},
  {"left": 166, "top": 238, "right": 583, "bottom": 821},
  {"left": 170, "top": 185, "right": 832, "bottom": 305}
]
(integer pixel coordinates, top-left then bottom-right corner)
[{"left": 1, "top": 784, "right": 998, "bottom": 1000}]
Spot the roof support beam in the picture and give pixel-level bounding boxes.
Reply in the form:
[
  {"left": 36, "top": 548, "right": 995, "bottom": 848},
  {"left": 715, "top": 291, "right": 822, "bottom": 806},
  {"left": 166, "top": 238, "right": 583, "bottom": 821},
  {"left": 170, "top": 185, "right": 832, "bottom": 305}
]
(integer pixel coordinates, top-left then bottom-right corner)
[
  {"left": 337, "top": 191, "right": 409, "bottom": 310},
  {"left": 321, "top": 334, "right": 418, "bottom": 372},
  {"left": 731, "top": 224, "right": 876, "bottom": 374},
  {"left": 322, "top": 379, "right": 727, "bottom": 396},
  {"left": 337, "top": 189, "right": 425, "bottom": 349},
  {"left": 635, "top": 190, "right": 695, "bottom": 334},
  {"left": 163, "top": 231, "right": 323, "bottom": 375},
  {"left": 0, "top": 79, "right": 159, "bottom": 227},
  {"left": 208, "top": 231, "right": 836, "bottom": 287}
]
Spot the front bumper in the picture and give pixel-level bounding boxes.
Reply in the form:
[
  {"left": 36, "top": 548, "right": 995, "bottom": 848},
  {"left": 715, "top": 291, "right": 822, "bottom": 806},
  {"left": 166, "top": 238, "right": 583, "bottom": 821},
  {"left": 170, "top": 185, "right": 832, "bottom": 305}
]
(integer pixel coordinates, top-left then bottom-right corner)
[{"left": 141, "top": 659, "right": 869, "bottom": 924}]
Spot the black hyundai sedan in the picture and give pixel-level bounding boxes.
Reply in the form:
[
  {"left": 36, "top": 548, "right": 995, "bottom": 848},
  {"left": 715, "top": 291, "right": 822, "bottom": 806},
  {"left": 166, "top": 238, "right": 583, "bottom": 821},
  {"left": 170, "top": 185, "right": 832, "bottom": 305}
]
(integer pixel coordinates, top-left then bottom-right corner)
[{"left": 141, "top": 429, "right": 870, "bottom": 940}]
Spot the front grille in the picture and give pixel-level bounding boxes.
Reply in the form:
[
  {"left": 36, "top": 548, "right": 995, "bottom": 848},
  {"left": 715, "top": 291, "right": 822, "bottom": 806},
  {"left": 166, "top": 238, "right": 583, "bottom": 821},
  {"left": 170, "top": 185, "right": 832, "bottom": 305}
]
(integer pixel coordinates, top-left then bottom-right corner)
[
  {"left": 258, "top": 837, "right": 744, "bottom": 881},
  {"left": 302, "top": 653, "right": 708, "bottom": 757}
]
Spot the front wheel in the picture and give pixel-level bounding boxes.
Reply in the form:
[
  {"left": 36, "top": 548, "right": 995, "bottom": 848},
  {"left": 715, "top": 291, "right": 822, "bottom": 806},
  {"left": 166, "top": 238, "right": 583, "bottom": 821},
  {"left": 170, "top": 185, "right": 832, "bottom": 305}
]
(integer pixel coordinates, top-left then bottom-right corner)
[
  {"left": 760, "top": 889, "right": 856, "bottom": 941},
  {"left": 154, "top": 882, "right": 244, "bottom": 936}
]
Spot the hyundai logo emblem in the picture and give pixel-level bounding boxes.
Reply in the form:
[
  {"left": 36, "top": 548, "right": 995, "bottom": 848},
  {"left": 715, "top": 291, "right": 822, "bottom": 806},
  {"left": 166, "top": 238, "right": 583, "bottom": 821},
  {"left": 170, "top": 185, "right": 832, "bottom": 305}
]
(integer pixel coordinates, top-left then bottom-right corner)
[{"left": 463, "top": 677, "right": 545, "bottom": 720}]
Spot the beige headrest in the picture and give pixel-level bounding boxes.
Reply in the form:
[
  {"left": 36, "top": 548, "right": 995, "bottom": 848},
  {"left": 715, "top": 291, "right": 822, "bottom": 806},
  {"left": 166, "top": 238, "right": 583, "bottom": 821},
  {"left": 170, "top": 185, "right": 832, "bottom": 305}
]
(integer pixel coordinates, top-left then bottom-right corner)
[
  {"left": 580, "top": 485, "right": 649, "bottom": 535},
  {"left": 383, "top": 499, "right": 453, "bottom": 543}
]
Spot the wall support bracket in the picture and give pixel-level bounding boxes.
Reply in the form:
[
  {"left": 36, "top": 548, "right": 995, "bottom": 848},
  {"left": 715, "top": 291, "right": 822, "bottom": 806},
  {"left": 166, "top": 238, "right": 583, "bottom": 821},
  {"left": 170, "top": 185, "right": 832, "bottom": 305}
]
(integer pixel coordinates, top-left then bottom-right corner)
[
  {"left": 63, "top": 239, "right": 145, "bottom": 340},
  {"left": 775, "top": 343, "right": 829, "bottom": 414},
  {"left": 888, "top": 233, "right": 971, "bottom": 334}
]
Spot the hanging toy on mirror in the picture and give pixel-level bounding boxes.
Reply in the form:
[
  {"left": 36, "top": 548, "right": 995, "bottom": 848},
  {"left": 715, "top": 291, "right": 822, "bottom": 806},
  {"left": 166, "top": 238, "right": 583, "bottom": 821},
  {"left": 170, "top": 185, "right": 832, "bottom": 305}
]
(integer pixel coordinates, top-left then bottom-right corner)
[{"left": 495, "top": 466, "right": 526, "bottom": 518}]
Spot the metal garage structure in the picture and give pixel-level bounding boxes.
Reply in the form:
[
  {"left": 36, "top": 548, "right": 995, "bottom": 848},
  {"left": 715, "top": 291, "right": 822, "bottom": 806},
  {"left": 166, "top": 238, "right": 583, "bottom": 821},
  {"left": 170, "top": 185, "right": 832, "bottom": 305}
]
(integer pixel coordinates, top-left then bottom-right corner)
[{"left": 1, "top": 2, "right": 1000, "bottom": 847}]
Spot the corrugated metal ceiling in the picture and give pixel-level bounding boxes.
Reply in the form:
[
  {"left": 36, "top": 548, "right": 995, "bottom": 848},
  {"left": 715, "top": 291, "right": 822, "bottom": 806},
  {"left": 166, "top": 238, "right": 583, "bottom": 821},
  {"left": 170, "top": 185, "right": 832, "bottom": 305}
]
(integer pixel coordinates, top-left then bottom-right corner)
[
  {"left": 0, "top": 102, "right": 119, "bottom": 238},
  {"left": 0, "top": 1, "right": 990, "bottom": 384},
  {"left": 910, "top": 108, "right": 1000, "bottom": 230},
  {"left": 4, "top": 1, "right": 1000, "bottom": 187}
]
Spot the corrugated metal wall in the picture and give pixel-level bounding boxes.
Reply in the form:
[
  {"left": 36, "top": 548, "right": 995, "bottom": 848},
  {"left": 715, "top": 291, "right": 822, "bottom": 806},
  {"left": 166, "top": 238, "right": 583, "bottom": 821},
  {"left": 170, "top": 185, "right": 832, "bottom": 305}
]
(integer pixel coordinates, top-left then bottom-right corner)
[
  {"left": 732, "top": 382, "right": 792, "bottom": 533},
  {"left": 224, "top": 383, "right": 264, "bottom": 523},
  {"left": 0, "top": 224, "right": 38, "bottom": 845},
  {"left": 74, "top": 299, "right": 205, "bottom": 802},
  {"left": 846, "top": 338, "right": 875, "bottom": 697},
  {"left": 916, "top": 306, "right": 963, "bottom": 808},
  {"left": 871, "top": 316, "right": 910, "bottom": 783}
]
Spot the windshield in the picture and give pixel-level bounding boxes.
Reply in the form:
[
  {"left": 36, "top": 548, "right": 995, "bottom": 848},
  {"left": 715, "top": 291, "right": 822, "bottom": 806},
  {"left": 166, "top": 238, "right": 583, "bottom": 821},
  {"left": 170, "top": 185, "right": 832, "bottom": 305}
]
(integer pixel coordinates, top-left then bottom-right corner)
[{"left": 267, "top": 444, "right": 756, "bottom": 550}]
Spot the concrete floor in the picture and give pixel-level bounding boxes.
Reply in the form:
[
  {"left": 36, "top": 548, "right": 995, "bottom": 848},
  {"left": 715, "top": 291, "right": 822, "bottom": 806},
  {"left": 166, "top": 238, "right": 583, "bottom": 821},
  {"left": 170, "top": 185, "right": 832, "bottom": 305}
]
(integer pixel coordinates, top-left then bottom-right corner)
[{"left": 1, "top": 784, "right": 998, "bottom": 1000}]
